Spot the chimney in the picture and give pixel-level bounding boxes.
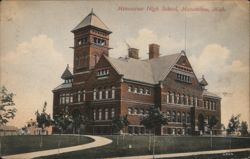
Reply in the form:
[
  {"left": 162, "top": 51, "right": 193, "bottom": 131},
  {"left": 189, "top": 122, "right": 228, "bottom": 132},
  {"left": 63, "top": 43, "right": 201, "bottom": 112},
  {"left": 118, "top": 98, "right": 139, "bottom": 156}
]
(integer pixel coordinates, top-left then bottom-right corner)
[
  {"left": 128, "top": 48, "right": 139, "bottom": 59},
  {"left": 149, "top": 44, "right": 160, "bottom": 59}
]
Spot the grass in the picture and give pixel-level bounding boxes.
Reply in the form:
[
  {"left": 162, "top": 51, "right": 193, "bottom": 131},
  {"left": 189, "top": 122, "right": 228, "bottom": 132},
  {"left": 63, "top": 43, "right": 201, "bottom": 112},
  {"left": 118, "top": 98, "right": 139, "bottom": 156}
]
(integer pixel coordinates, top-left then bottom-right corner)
[
  {"left": 35, "top": 135, "right": 250, "bottom": 159},
  {"left": 0, "top": 134, "right": 94, "bottom": 156}
]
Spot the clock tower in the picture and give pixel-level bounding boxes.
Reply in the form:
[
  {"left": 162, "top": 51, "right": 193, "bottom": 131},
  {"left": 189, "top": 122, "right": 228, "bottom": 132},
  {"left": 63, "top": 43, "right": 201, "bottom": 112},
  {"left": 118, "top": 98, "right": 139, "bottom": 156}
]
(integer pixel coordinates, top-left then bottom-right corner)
[{"left": 71, "top": 9, "right": 112, "bottom": 73}]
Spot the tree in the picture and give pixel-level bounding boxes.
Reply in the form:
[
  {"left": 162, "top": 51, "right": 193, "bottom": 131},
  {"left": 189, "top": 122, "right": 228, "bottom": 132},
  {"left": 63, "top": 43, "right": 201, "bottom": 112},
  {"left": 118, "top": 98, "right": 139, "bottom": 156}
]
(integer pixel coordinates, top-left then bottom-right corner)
[
  {"left": 240, "top": 121, "right": 248, "bottom": 136},
  {"left": 227, "top": 114, "right": 240, "bottom": 135},
  {"left": 35, "top": 102, "right": 53, "bottom": 134},
  {"left": 112, "top": 115, "right": 129, "bottom": 134},
  {"left": 140, "top": 106, "right": 167, "bottom": 157},
  {"left": 35, "top": 102, "right": 53, "bottom": 148},
  {"left": 71, "top": 110, "right": 85, "bottom": 134},
  {"left": 198, "top": 114, "right": 206, "bottom": 135},
  {"left": 140, "top": 107, "right": 167, "bottom": 134},
  {"left": 208, "top": 116, "right": 218, "bottom": 133},
  {"left": 54, "top": 106, "right": 73, "bottom": 134},
  {"left": 0, "top": 86, "right": 17, "bottom": 125}
]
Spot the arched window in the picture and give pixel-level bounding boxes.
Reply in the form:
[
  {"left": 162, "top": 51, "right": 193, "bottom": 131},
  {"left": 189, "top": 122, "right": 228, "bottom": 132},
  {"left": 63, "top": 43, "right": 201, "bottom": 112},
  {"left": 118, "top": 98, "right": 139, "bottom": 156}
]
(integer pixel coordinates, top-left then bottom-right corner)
[
  {"left": 128, "top": 108, "right": 132, "bottom": 115},
  {"left": 187, "top": 113, "right": 190, "bottom": 123},
  {"left": 134, "top": 87, "right": 138, "bottom": 93},
  {"left": 98, "top": 109, "right": 102, "bottom": 120},
  {"left": 105, "top": 108, "right": 108, "bottom": 120},
  {"left": 128, "top": 86, "right": 132, "bottom": 92},
  {"left": 111, "top": 86, "right": 115, "bottom": 99},
  {"left": 93, "top": 89, "right": 97, "bottom": 100},
  {"left": 111, "top": 108, "right": 115, "bottom": 118},
  {"left": 93, "top": 109, "right": 96, "bottom": 120},
  {"left": 172, "top": 111, "right": 176, "bottom": 122},
  {"left": 182, "top": 112, "right": 186, "bottom": 123},
  {"left": 177, "top": 112, "right": 181, "bottom": 123}
]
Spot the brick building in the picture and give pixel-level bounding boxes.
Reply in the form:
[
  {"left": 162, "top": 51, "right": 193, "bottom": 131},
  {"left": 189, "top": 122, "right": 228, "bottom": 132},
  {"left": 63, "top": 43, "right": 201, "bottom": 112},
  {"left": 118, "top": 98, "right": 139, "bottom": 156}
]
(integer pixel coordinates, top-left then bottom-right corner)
[{"left": 52, "top": 10, "right": 221, "bottom": 135}]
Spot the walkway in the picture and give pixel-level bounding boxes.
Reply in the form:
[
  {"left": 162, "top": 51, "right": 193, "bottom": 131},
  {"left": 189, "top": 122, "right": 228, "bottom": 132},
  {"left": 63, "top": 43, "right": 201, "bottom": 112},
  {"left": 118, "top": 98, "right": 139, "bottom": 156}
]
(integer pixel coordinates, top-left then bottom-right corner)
[
  {"left": 2, "top": 135, "right": 112, "bottom": 159},
  {"left": 107, "top": 148, "right": 250, "bottom": 159}
]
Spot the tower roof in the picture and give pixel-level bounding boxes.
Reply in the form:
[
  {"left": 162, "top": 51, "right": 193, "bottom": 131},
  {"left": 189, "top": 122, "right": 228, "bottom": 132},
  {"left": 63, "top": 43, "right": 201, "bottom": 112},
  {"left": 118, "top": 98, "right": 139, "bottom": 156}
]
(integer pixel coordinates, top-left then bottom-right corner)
[
  {"left": 199, "top": 75, "right": 208, "bottom": 86},
  {"left": 61, "top": 64, "right": 73, "bottom": 80},
  {"left": 71, "top": 9, "right": 111, "bottom": 33}
]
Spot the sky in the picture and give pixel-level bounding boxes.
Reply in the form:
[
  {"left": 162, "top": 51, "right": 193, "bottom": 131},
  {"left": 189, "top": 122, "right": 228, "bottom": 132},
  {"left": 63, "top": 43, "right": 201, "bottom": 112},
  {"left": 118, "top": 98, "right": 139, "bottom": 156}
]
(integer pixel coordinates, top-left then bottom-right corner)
[{"left": 0, "top": 0, "right": 249, "bottom": 129}]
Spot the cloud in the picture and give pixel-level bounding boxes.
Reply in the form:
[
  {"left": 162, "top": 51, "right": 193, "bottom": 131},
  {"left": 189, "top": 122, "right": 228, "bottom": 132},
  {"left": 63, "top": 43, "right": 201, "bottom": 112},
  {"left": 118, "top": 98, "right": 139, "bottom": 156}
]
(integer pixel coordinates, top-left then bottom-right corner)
[
  {"left": 110, "top": 28, "right": 184, "bottom": 59},
  {"left": 189, "top": 43, "right": 249, "bottom": 126},
  {"left": 1, "top": 34, "right": 66, "bottom": 127}
]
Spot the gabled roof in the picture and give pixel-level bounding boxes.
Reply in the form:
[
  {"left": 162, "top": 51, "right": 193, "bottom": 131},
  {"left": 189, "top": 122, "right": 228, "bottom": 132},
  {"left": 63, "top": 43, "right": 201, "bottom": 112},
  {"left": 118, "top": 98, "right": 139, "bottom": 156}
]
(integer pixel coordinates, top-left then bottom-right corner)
[
  {"left": 53, "top": 83, "right": 72, "bottom": 91},
  {"left": 105, "top": 53, "right": 182, "bottom": 84},
  {"left": 199, "top": 75, "right": 208, "bottom": 86},
  {"left": 72, "top": 9, "right": 111, "bottom": 33},
  {"left": 146, "top": 53, "right": 182, "bottom": 82},
  {"left": 203, "top": 90, "right": 221, "bottom": 99},
  {"left": 61, "top": 65, "right": 73, "bottom": 80}
]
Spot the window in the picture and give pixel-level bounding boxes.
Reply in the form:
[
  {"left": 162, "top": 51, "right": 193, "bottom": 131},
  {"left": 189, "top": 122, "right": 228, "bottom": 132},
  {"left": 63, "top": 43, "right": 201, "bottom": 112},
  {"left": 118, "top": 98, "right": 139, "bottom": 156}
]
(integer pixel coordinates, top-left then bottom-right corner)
[
  {"left": 171, "top": 93, "right": 175, "bottom": 103},
  {"left": 145, "top": 89, "right": 150, "bottom": 95},
  {"left": 65, "top": 93, "right": 70, "bottom": 104},
  {"left": 94, "top": 37, "right": 106, "bottom": 46},
  {"left": 177, "top": 112, "right": 181, "bottom": 123},
  {"left": 105, "top": 108, "right": 108, "bottom": 120},
  {"left": 186, "top": 96, "right": 189, "bottom": 105},
  {"left": 128, "top": 86, "right": 132, "bottom": 92},
  {"left": 93, "top": 89, "right": 97, "bottom": 100},
  {"left": 134, "top": 108, "right": 138, "bottom": 115},
  {"left": 134, "top": 87, "right": 138, "bottom": 93},
  {"left": 83, "top": 90, "right": 85, "bottom": 101},
  {"left": 97, "top": 69, "right": 110, "bottom": 77},
  {"left": 93, "top": 109, "right": 96, "bottom": 120},
  {"left": 177, "top": 94, "right": 180, "bottom": 104},
  {"left": 193, "top": 97, "right": 197, "bottom": 106},
  {"left": 183, "top": 95, "right": 186, "bottom": 105},
  {"left": 105, "top": 89, "right": 109, "bottom": 99},
  {"left": 128, "top": 108, "right": 132, "bottom": 115},
  {"left": 111, "top": 108, "right": 115, "bottom": 118},
  {"left": 182, "top": 112, "right": 186, "bottom": 123},
  {"left": 76, "top": 56, "right": 80, "bottom": 66},
  {"left": 176, "top": 73, "right": 191, "bottom": 83},
  {"left": 139, "top": 109, "right": 144, "bottom": 115},
  {"left": 99, "top": 89, "right": 102, "bottom": 100},
  {"left": 167, "top": 92, "right": 170, "bottom": 103},
  {"left": 111, "top": 87, "right": 115, "bottom": 98},
  {"left": 172, "top": 111, "right": 176, "bottom": 122},
  {"left": 166, "top": 111, "right": 171, "bottom": 122},
  {"left": 187, "top": 113, "right": 190, "bottom": 123},
  {"left": 70, "top": 94, "right": 73, "bottom": 103},
  {"left": 77, "top": 91, "right": 81, "bottom": 102},
  {"left": 139, "top": 88, "right": 143, "bottom": 94},
  {"left": 98, "top": 109, "right": 102, "bottom": 120}
]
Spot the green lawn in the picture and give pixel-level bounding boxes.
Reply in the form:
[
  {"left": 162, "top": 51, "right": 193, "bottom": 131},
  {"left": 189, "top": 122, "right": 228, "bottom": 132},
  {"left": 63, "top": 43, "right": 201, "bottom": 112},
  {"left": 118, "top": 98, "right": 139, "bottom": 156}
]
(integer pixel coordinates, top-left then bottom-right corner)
[
  {"left": 0, "top": 135, "right": 94, "bottom": 155},
  {"left": 35, "top": 135, "right": 250, "bottom": 159}
]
